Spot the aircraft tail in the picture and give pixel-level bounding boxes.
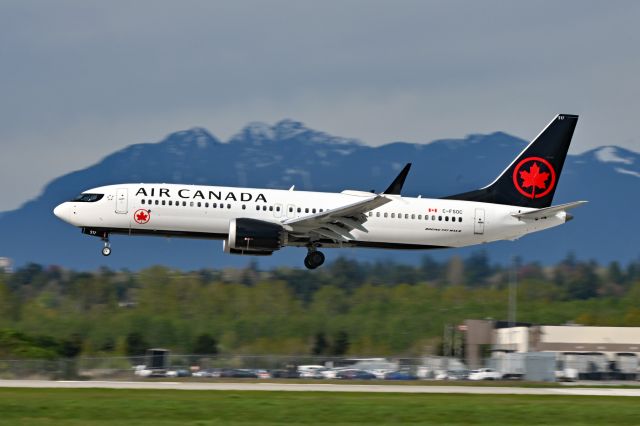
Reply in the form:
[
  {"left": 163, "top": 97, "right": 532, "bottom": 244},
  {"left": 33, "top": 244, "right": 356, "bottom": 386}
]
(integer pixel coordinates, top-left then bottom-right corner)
[{"left": 444, "top": 114, "right": 578, "bottom": 208}]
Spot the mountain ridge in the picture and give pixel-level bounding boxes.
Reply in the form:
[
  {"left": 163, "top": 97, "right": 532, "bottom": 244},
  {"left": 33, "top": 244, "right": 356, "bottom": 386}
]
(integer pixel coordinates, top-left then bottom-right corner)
[{"left": 1, "top": 120, "right": 638, "bottom": 269}]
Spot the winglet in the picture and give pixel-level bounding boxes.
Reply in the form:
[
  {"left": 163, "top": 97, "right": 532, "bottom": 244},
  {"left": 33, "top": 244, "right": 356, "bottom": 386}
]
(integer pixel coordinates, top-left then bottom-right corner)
[{"left": 383, "top": 163, "right": 412, "bottom": 195}]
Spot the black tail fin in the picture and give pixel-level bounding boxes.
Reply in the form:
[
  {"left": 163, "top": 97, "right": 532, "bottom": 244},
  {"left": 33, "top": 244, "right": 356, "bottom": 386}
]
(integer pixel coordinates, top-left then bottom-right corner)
[{"left": 444, "top": 114, "right": 578, "bottom": 208}]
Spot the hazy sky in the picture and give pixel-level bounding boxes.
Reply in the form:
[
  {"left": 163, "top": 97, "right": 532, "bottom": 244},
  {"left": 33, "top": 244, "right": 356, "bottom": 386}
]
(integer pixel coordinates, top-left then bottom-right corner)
[{"left": 1, "top": 1, "right": 639, "bottom": 211}]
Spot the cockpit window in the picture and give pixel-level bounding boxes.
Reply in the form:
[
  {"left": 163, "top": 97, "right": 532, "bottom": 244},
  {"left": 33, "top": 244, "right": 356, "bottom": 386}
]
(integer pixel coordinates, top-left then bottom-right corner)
[{"left": 71, "top": 193, "right": 104, "bottom": 202}]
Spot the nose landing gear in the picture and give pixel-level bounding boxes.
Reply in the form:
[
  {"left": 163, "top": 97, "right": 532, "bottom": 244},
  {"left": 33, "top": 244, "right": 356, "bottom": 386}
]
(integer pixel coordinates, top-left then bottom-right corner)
[
  {"left": 101, "top": 236, "right": 112, "bottom": 257},
  {"left": 304, "top": 247, "right": 325, "bottom": 270}
]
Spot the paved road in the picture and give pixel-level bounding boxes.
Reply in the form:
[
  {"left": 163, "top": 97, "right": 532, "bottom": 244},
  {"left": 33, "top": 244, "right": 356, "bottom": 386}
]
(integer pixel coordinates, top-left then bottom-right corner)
[{"left": 1, "top": 380, "right": 640, "bottom": 396}]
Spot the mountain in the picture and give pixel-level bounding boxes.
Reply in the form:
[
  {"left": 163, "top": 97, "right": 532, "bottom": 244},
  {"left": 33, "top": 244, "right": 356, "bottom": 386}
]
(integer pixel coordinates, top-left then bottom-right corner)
[{"left": 0, "top": 119, "right": 638, "bottom": 270}]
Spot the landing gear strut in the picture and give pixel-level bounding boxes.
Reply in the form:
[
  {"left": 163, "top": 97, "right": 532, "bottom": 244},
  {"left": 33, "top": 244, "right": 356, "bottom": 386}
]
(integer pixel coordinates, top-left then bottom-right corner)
[
  {"left": 101, "top": 235, "right": 112, "bottom": 257},
  {"left": 304, "top": 247, "right": 325, "bottom": 270}
]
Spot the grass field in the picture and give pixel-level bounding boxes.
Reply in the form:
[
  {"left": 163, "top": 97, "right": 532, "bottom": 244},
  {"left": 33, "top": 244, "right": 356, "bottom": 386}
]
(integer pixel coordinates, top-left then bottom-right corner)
[{"left": 0, "top": 388, "right": 639, "bottom": 425}]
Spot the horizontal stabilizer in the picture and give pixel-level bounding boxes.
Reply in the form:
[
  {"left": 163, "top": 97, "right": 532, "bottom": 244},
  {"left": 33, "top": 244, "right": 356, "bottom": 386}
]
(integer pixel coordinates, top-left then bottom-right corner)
[{"left": 512, "top": 201, "right": 588, "bottom": 220}]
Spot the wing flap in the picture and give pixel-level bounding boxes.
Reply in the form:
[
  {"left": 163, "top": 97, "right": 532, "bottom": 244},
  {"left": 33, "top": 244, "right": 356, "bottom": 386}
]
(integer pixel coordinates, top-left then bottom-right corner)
[{"left": 282, "top": 194, "right": 390, "bottom": 241}]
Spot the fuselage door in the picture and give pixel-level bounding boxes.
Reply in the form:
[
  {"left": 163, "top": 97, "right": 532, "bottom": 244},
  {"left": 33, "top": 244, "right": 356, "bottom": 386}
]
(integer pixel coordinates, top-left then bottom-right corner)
[
  {"left": 474, "top": 208, "right": 485, "bottom": 235},
  {"left": 116, "top": 188, "right": 128, "bottom": 214}
]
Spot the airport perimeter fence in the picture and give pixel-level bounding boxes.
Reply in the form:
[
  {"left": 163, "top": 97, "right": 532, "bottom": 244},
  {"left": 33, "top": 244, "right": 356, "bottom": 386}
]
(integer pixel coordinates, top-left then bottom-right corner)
[{"left": 0, "top": 354, "right": 454, "bottom": 381}]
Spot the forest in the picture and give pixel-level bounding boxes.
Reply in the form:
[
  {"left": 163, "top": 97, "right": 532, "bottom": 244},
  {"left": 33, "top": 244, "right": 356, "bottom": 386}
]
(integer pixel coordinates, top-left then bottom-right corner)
[{"left": 0, "top": 253, "right": 639, "bottom": 360}]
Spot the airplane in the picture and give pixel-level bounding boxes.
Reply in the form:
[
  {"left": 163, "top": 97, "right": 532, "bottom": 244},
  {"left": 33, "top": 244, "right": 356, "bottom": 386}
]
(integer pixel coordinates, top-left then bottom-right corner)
[{"left": 53, "top": 114, "right": 586, "bottom": 269}]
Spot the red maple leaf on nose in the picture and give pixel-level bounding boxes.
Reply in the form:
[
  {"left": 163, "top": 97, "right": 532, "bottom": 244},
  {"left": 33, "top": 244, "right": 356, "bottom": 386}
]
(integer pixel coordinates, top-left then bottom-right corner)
[
  {"left": 519, "top": 162, "right": 549, "bottom": 190},
  {"left": 136, "top": 211, "right": 148, "bottom": 222}
]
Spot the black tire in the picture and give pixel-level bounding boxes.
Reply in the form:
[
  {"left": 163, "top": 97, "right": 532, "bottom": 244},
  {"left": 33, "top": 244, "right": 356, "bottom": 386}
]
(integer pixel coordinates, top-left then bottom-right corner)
[
  {"left": 102, "top": 247, "right": 112, "bottom": 257},
  {"left": 304, "top": 256, "right": 315, "bottom": 270},
  {"left": 308, "top": 251, "right": 325, "bottom": 267}
]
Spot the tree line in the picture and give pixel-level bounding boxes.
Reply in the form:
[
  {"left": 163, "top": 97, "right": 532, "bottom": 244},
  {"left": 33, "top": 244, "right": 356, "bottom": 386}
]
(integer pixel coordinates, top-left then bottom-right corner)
[{"left": 0, "top": 253, "right": 639, "bottom": 359}]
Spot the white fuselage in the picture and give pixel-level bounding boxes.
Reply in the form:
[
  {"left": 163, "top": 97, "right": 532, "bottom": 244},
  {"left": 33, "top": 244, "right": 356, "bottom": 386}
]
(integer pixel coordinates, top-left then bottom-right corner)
[{"left": 53, "top": 183, "right": 568, "bottom": 251}]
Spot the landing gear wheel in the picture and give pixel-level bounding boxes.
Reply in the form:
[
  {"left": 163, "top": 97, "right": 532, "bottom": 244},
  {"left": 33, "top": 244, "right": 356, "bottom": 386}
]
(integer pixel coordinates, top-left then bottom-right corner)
[
  {"left": 102, "top": 246, "right": 112, "bottom": 257},
  {"left": 304, "top": 250, "right": 325, "bottom": 269}
]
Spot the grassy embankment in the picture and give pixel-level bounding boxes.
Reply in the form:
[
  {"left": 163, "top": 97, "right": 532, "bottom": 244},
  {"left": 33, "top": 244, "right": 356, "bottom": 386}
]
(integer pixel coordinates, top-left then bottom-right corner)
[{"left": 0, "top": 388, "right": 639, "bottom": 425}]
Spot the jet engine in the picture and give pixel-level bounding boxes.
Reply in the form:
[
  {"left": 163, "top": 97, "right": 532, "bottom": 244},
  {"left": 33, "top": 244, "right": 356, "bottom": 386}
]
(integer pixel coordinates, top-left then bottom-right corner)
[{"left": 224, "top": 218, "right": 285, "bottom": 255}]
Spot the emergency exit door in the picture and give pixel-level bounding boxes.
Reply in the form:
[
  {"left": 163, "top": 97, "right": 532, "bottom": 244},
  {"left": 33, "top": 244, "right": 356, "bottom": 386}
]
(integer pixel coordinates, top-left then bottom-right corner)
[
  {"left": 474, "top": 208, "right": 485, "bottom": 235},
  {"left": 116, "top": 188, "right": 128, "bottom": 214}
]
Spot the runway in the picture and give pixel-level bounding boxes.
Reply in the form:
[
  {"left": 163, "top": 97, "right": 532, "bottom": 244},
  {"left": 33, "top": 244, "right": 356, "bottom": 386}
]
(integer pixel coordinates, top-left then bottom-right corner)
[{"left": 1, "top": 380, "right": 640, "bottom": 396}]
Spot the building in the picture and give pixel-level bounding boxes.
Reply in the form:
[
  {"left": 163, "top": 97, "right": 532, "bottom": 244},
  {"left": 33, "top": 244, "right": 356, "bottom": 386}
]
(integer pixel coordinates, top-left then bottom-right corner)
[
  {"left": 464, "top": 319, "right": 640, "bottom": 379},
  {"left": 0, "top": 257, "right": 12, "bottom": 273}
]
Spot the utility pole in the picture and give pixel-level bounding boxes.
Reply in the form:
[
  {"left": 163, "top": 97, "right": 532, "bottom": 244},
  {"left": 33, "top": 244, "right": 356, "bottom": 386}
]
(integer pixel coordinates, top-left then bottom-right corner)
[
  {"left": 508, "top": 256, "right": 517, "bottom": 328},
  {"left": 508, "top": 256, "right": 518, "bottom": 352}
]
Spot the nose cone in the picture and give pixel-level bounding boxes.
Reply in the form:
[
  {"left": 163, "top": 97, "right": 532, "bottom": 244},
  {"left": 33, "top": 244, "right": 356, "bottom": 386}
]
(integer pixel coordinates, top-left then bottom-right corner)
[{"left": 53, "top": 203, "right": 71, "bottom": 223}]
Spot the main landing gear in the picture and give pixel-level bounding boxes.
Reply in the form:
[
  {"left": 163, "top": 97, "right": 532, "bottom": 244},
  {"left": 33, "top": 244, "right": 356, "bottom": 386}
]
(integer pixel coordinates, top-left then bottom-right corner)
[
  {"left": 101, "top": 235, "right": 112, "bottom": 257},
  {"left": 304, "top": 247, "right": 325, "bottom": 270}
]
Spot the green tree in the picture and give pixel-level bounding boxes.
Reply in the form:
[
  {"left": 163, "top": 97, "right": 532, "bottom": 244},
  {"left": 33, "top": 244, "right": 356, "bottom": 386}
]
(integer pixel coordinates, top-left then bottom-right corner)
[
  {"left": 311, "top": 332, "right": 329, "bottom": 356},
  {"left": 125, "top": 332, "right": 148, "bottom": 357},
  {"left": 192, "top": 334, "right": 218, "bottom": 355},
  {"left": 331, "top": 331, "right": 350, "bottom": 356}
]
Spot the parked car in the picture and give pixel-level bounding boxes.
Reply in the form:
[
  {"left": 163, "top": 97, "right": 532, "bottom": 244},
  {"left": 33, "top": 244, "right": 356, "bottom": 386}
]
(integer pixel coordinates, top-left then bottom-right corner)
[
  {"left": 297, "top": 365, "right": 327, "bottom": 379},
  {"left": 166, "top": 369, "right": 191, "bottom": 377},
  {"left": 270, "top": 369, "right": 301, "bottom": 379},
  {"left": 220, "top": 369, "right": 258, "bottom": 378},
  {"left": 384, "top": 371, "right": 418, "bottom": 380},
  {"left": 193, "top": 368, "right": 224, "bottom": 378},
  {"left": 336, "top": 369, "right": 376, "bottom": 380},
  {"left": 468, "top": 368, "right": 502, "bottom": 380},
  {"left": 446, "top": 370, "right": 470, "bottom": 380}
]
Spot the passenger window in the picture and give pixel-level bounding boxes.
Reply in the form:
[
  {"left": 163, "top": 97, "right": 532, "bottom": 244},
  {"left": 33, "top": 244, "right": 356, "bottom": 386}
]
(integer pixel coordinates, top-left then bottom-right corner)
[
  {"left": 405, "top": 214, "right": 409, "bottom": 219},
  {"left": 391, "top": 213, "right": 395, "bottom": 218},
  {"left": 297, "top": 208, "right": 301, "bottom": 213},
  {"left": 155, "top": 200, "right": 159, "bottom": 205},
  {"left": 432, "top": 215, "right": 436, "bottom": 220},
  {"left": 263, "top": 206, "right": 267, "bottom": 211},
  {"left": 445, "top": 216, "right": 449, "bottom": 221},
  {"left": 190, "top": 202, "right": 194, "bottom": 207},
  {"left": 320, "top": 209, "right": 324, "bottom": 213},
  {"left": 276, "top": 206, "right": 281, "bottom": 212},
  {"left": 376, "top": 212, "right": 380, "bottom": 217},
  {"left": 459, "top": 217, "right": 462, "bottom": 222},
  {"left": 227, "top": 204, "right": 231, "bottom": 209},
  {"left": 141, "top": 199, "right": 146, "bottom": 205},
  {"left": 312, "top": 208, "right": 316, "bottom": 213},
  {"left": 197, "top": 202, "right": 201, "bottom": 207},
  {"left": 289, "top": 207, "right": 293, "bottom": 213},
  {"left": 256, "top": 205, "right": 260, "bottom": 211},
  {"left": 269, "top": 206, "right": 273, "bottom": 212},
  {"left": 183, "top": 201, "right": 187, "bottom": 206},
  {"left": 304, "top": 208, "right": 308, "bottom": 213},
  {"left": 384, "top": 213, "right": 388, "bottom": 218},
  {"left": 418, "top": 215, "right": 422, "bottom": 220},
  {"left": 169, "top": 201, "right": 173, "bottom": 206},
  {"left": 368, "top": 212, "right": 372, "bottom": 217},
  {"left": 411, "top": 214, "right": 415, "bottom": 219},
  {"left": 162, "top": 200, "right": 166, "bottom": 206},
  {"left": 242, "top": 205, "right": 246, "bottom": 210},
  {"left": 398, "top": 213, "right": 402, "bottom": 219},
  {"left": 205, "top": 202, "right": 209, "bottom": 208},
  {"left": 438, "top": 216, "right": 442, "bottom": 221}
]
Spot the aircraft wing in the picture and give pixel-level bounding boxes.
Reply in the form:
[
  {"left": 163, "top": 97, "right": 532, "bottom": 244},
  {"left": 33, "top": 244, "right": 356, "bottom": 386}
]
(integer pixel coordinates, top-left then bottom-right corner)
[
  {"left": 512, "top": 201, "right": 588, "bottom": 220},
  {"left": 281, "top": 194, "right": 391, "bottom": 242}
]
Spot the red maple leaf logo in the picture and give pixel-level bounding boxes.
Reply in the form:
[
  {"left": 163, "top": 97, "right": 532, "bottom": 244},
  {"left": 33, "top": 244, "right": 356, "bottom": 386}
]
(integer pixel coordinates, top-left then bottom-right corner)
[
  {"left": 519, "top": 162, "right": 549, "bottom": 191},
  {"left": 512, "top": 157, "right": 556, "bottom": 199},
  {"left": 134, "top": 209, "right": 150, "bottom": 224}
]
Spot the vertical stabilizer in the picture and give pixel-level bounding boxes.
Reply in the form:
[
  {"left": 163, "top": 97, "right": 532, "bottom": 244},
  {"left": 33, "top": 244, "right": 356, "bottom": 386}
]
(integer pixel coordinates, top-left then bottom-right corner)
[{"left": 445, "top": 114, "right": 578, "bottom": 208}]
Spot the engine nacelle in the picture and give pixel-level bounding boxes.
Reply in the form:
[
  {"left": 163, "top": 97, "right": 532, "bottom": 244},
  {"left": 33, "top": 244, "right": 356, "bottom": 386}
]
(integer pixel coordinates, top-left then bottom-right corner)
[{"left": 225, "top": 218, "right": 284, "bottom": 255}]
